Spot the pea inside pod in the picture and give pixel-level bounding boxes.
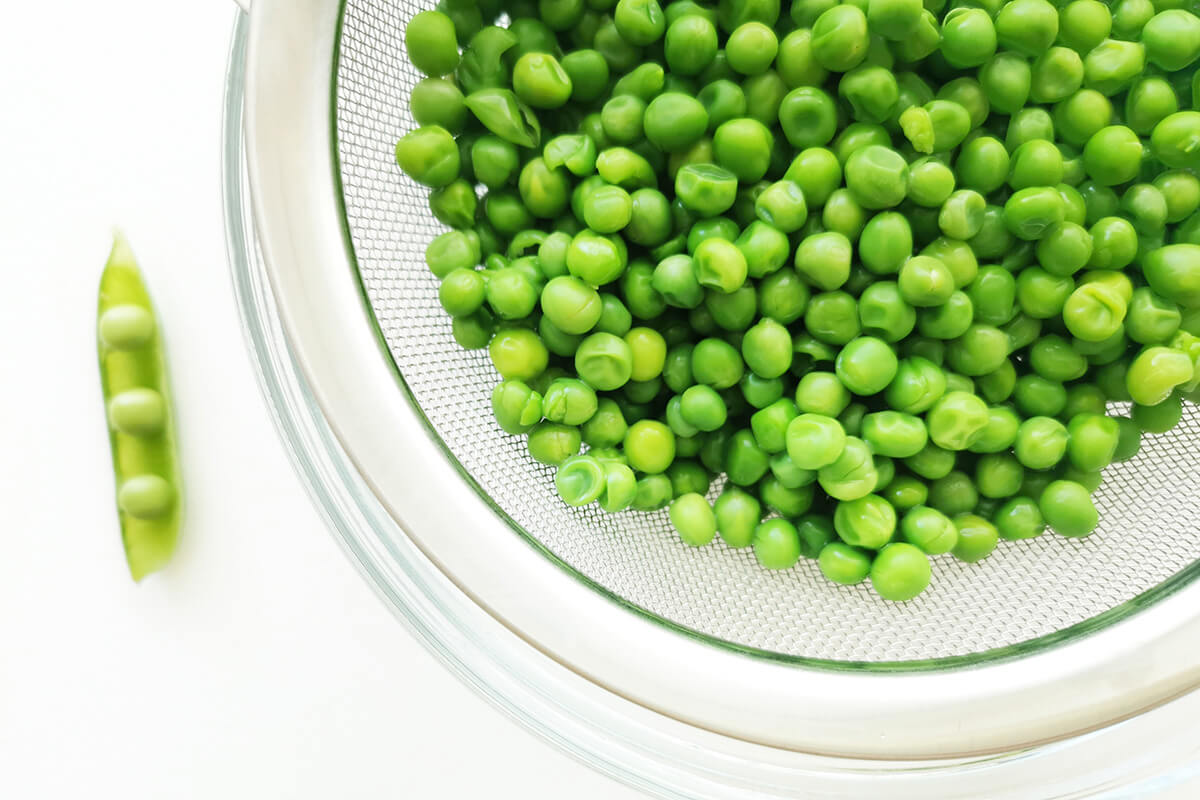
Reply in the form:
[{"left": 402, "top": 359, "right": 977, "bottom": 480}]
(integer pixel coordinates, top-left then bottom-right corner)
[{"left": 97, "top": 234, "right": 182, "bottom": 581}]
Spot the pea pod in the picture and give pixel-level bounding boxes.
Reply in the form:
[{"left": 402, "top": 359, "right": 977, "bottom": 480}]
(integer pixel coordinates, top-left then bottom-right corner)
[
  {"left": 465, "top": 88, "right": 542, "bottom": 148},
  {"left": 457, "top": 26, "right": 518, "bottom": 94},
  {"left": 96, "top": 234, "right": 182, "bottom": 580}
]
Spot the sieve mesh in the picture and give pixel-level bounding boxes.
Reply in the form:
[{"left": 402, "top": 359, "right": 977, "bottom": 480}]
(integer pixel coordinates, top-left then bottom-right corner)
[{"left": 333, "top": 0, "right": 1200, "bottom": 662}]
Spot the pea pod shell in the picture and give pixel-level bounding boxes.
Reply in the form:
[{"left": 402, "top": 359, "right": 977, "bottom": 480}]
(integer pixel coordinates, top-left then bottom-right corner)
[{"left": 97, "top": 234, "right": 182, "bottom": 581}]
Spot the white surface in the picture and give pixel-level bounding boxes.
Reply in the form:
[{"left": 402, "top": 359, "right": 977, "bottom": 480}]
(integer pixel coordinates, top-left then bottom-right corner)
[{"left": 0, "top": 3, "right": 639, "bottom": 797}]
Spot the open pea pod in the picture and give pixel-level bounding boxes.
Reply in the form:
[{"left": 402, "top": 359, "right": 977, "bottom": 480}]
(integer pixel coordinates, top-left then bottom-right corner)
[
  {"left": 96, "top": 234, "right": 182, "bottom": 581},
  {"left": 465, "top": 88, "right": 542, "bottom": 148},
  {"left": 457, "top": 26, "right": 518, "bottom": 94}
]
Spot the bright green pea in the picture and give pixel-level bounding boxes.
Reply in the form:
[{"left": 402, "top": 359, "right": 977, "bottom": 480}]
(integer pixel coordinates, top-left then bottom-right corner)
[
  {"left": 856, "top": 212, "right": 911, "bottom": 276},
  {"left": 1151, "top": 113, "right": 1200, "bottom": 172},
  {"left": 811, "top": 4, "right": 870, "bottom": 72},
  {"left": 795, "top": 370, "right": 852, "bottom": 416},
  {"left": 979, "top": 52, "right": 1031, "bottom": 115},
  {"left": 395, "top": 126, "right": 460, "bottom": 188},
  {"left": 1082, "top": 39, "right": 1145, "bottom": 98},
  {"left": 1126, "top": 345, "right": 1195, "bottom": 405},
  {"left": 668, "top": 492, "right": 716, "bottom": 545},
  {"left": 785, "top": 147, "right": 842, "bottom": 206},
  {"left": 836, "top": 336, "right": 899, "bottom": 395},
  {"left": 713, "top": 487, "right": 762, "bottom": 547},
  {"left": 925, "top": 390, "right": 989, "bottom": 451},
  {"left": 822, "top": 189, "right": 868, "bottom": 241},
  {"left": 406, "top": 10, "right": 460, "bottom": 76},
  {"left": 555, "top": 455, "right": 608, "bottom": 506},
  {"left": 614, "top": 0, "right": 667, "bottom": 45},
  {"left": 675, "top": 163, "right": 738, "bottom": 217},
  {"left": 1127, "top": 288, "right": 1182, "bottom": 345},
  {"left": 693, "top": 237, "right": 749, "bottom": 295},
  {"left": 776, "top": 29, "right": 830, "bottom": 90},
  {"left": 843, "top": 145, "right": 909, "bottom": 210},
  {"left": 861, "top": 411, "right": 928, "bottom": 458},
  {"left": 899, "top": 505, "right": 958, "bottom": 554},
  {"left": 489, "top": 328, "right": 548, "bottom": 381},
  {"left": 907, "top": 159, "right": 956, "bottom": 211},
  {"left": 1143, "top": 244, "right": 1200, "bottom": 309},
  {"left": 1062, "top": 282, "right": 1127, "bottom": 342},
  {"left": 795, "top": 231, "right": 852, "bottom": 291},
  {"left": 1143, "top": 10, "right": 1200, "bottom": 71},
  {"left": 994, "top": 496, "right": 1045, "bottom": 540},
  {"left": 725, "top": 428, "right": 771, "bottom": 485},
  {"left": 664, "top": 14, "right": 719, "bottom": 75},
  {"left": 691, "top": 337, "right": 745, "bottom": 388},
  {"left": 1014, "top": 416, "right": 1069, "bottom": 470},
  {"left": 527, "top": 422, "right": 582, "bottom": 465},
  {"left": 917, "top": 291, "right": 975, "bottom": 340},
  {"left": 892, "top": 9, "right": 941, "bottom": 61},
  {"left": 752, "top": 519, "right": 802, "bottom": 569},
  {"left": 869, "top": 542, "right": 930, "bottom": 601},
  {"left": 834, "top": 494, "right": 896, "bottom": 549},
  {"left": 643, "top": 93, "right": 709, "bottom": 154},
  {"left": 950, "top": 513, "right": 999, "bottom": 562},
  {"left": 818, "top": 542, "right": 872, "bottom": 585},
  {"left": 1039, "top": 480, "right": 1098, "bottom": 537},
  {"left": 858, "top": 281, "right": 917, "bottom": 342},
  {"left": 726, "top": 22, "right": 780, "bottom": 75},
  {"left": 940, "top": 7, "right": 995, "bottom": 68},
  {"left": 818, "top": 436, "right": 878, "bottom": 501},
  {"left": 786, "top": 413, "right": 847, "bottom": 469}
]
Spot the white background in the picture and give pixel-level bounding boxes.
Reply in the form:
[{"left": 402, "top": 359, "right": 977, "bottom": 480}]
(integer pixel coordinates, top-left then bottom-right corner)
[
  {"left": 4, "top": 2, "right": 1200, "bottom": 799},
  {"left": 0, "top": 2, "right": 640, "bottom": 797}
]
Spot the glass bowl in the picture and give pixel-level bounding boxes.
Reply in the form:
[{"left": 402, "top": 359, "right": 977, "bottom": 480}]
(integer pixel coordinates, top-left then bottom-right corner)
[{"left": 223, "top": 4, "right": 1200, "bottom": 796}]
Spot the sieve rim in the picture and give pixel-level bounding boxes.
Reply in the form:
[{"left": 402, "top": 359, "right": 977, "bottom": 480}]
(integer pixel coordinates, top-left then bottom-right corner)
[{"left": 239, "top": 0, "right": 1200, "bottom": 760}]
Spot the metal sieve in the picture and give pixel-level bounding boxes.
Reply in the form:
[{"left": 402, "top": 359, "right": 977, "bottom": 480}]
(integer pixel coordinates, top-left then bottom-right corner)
[{"left": 234, "top": 0, "right": 1200, "bottom": 784}]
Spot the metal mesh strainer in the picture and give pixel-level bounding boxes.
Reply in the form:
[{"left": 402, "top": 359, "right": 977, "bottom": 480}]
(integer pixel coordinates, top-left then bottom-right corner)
[{"left": 330, "top": 0, "right": 1200, "bottom": 664}]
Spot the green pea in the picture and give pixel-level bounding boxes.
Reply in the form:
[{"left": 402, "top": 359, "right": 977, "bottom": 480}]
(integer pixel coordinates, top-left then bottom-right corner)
[
  {"left": 713, "top": 487, "right": 762, "bottom": 547},
  {"left": 1083, "top": 39, "right": 1146, "bottom": 96},
  {"left": 939, "top": 7, "right": 995, "bottom": 68},
  {"left": 818, "top": 436, "right": 878, "bottom": 501},
  {"left": 917, "top": 291, "right": 974, "bottom": 340},
  {"left": 785, "top": 147, "right": 843, "bottom": 207},
  {"left": 836, "top": 336, "right": 899, "bottom": 395},
  {"left": 844, "top": 145, "right": 909, "bottom": 210},
  {"left": 527, "top": 422, "right": 583, "bottom": 465},
  {"left": 664, "top": 14, "right": 719, "bottom": 75},
  {"left": 1125, "top": 345, "right": 1195, "bottom": 406},
  {"left": 857, "top": 281, "right": 916, "bottom": 342},
  {"left": 552, "top": 455, "right": 606, "bottom": 505},
  {"left": 1012, "top": 416, "right": 1068, "bottom": 470},
  {"left": 950, "top": 513, "right": 999, "bottom": 562},
  {"left": 1143, "top": 10, "right": 1200, "bottom": 71},
  {"left": 868, "top": 542, "right": 930, "bottom": 601},
  {"left": 395, "top": 126, "right": 461, "bottom": 188},
  {"left": 994, "top": 496, "right": 1045, "bottom": 540},
  {"left": 979, "top": 52, "right": 1031, "bottom": 115},
  {"left": 752, "top": 519, "right": 802, "bottom": 569},
  {"left": 667, "top": 493, "right": 716, "bottom": 545},
  {"left": 725, "top": 428, "right": 771, "bottom": 485},
  {"left": 561, "top": 49, "right": 610, "bottom": 102},
  {"left": 723, "top": 22, "right": 779, "bottom": 76},
  {"left": 834, "top": 493, "right": 896, "bottom": 549},
  {"left": 866, "top": 0, "right": 922, "bottom": 39},
  {"left": 925, "top": 470, "right": 977, "bottom": 517},
  {"left": 712, "top": 118, "right": 775, "bottom": 183},
  {"left": 406, "top": 10, "right": 460, "bottom": 76},
  {"left": 1004, "top": 187, "right": 1066, "bottom": 241},
  {"left": 691, "top": 337, "right": 745, "bottom": 389},
  {"left": 899, "top": 505, "right": 957, "bottom": 554},
  {"left": 776, "top": 29, "right": 830, "bottom": 88},
  {"left": 1062, "top": 282, "right": 1127, "bottom": 343},
  {"left": 632, "top": 473, "right": 673, "bottom": 510},
  {"left": 892, "top": 10, "right": 941, "bottom": 61},
  {"left": 811, "top": 5, "right": 870, "bottom": 72},
  {"left": 861, "top": 411, "right": 928, "bottom": 458},
  {"left": 857, "top": 212, "right": 912, "bottom": 276},
  {"left": 970, "top": 405, "right": 1021, "bottom": 454},
  {"left": 925, "top": 390, "right": 989, "bottom": 451},
  {"left": 1039, "top": 480, "right": 1098, "bottom": 538},
  {"left": 818, "top": 542, "right": 872, "bottom": 585},
  {"left": 1143, "top": 244, "right": 1200, "bottom": 309},
  {"left": 793, "top": 231, "right": 850, "bottom": 291},
  {"left": 904, "top": 441, "right": 957, "bottom": 480}
]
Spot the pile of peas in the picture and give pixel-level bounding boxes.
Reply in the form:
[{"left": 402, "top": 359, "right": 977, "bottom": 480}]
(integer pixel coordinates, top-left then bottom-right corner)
[{"left": 396, "top": 0, "right": 1200, "bottom": 601}]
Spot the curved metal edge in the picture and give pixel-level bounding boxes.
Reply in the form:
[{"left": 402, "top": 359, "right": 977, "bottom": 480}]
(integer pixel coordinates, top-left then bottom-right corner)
[{"left": 237, "top": 0, "right": 1200, "bottom": 761}]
